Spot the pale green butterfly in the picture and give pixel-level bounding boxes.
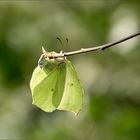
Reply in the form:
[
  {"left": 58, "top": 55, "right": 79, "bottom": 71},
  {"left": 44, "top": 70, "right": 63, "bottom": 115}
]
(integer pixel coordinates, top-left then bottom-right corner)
[{"left": 30, "top": 47, "right": 84, "bottom": 115}]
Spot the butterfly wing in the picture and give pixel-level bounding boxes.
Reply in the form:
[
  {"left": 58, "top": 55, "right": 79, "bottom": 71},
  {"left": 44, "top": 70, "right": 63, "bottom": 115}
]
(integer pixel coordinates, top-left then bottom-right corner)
[
  {"left": 52, "top": 62, "right": 66, "bottom": 107},
  {"left": 30, "top": 62, "right": 58, "bottom": 112},
  {"left": 30, "top": 60, "right": 84, "bottom": 114},
  {"left": 57, "top": 60, "right": 84, "bottom": 115}
]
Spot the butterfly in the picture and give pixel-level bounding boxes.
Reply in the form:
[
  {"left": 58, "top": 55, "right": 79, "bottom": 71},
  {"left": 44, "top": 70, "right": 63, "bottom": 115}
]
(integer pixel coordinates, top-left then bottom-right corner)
[{"left": 30, "top": 47, "right": 84, "bottom": 115}]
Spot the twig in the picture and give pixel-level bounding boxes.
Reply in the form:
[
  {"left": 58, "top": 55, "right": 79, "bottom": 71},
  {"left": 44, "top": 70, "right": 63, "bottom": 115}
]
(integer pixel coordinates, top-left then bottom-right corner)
[
  {"left": 63, "top": 31, "right": 140, "bottom": 57},
  {"left": 42, "top": 31, "right": 140, "bottom": 59}
]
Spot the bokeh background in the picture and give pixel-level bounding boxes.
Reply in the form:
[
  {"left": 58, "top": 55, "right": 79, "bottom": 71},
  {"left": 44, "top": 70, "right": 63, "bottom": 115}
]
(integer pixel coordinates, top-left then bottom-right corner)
[{"left": 0, "top": 1, "right": 140, "bottom": 139}]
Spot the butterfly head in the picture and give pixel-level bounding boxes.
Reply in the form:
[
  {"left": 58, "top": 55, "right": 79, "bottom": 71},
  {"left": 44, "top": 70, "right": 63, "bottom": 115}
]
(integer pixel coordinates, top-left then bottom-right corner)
[{"left": 38, "top": 47, "right": 65, "bottom": 68}]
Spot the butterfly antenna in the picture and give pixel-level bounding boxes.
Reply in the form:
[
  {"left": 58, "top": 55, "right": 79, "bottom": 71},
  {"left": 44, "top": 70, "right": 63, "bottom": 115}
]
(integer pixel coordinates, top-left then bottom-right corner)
[
  {"left": 65, "top": 38, "right": 68, "bottom": 52},
  {"left": 56, "top": 37, "right": 64, "bottom": 51}
]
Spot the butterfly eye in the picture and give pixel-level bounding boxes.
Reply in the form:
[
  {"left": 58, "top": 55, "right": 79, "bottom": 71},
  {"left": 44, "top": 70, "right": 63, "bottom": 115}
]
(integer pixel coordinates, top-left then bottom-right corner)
[{"left": 38, "top": 54, "right": 45, "bottom": 68}]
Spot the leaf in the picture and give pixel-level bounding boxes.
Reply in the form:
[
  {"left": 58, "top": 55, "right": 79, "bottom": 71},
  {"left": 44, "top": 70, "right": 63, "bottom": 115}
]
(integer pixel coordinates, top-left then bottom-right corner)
[{"left": 30, "top": 60, "right": 84, "bottom": 115}]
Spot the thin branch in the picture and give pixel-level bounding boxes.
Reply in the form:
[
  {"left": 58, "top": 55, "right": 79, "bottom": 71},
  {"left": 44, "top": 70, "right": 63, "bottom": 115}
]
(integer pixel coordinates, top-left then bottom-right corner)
[
  {"left": 43, "top": 31, "right": 140, "bottom": 59},
  {"left": 63, "top": 31, "right": 140, "bottom": 57}
]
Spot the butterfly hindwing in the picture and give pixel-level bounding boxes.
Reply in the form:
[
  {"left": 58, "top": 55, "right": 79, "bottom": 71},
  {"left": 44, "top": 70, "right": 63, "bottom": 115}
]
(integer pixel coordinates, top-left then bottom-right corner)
[
  {"left": 57, "top": 60, "right": 84, "bottom": 115},
  {"left": 52, "top": 62, "right": 66, "bottom": 107}
]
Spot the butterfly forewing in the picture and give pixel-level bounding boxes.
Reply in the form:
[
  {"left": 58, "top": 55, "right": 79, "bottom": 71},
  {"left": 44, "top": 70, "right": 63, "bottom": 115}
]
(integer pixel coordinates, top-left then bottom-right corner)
[{"left": 30, "top": 63, "right": 58, "bottom": 112}]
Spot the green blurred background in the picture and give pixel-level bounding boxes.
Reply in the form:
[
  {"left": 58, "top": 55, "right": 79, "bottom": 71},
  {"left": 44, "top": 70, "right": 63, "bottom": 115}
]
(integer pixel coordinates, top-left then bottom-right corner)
[{"left": 0, "top": 1, "right": 140, "bottom": 139}]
